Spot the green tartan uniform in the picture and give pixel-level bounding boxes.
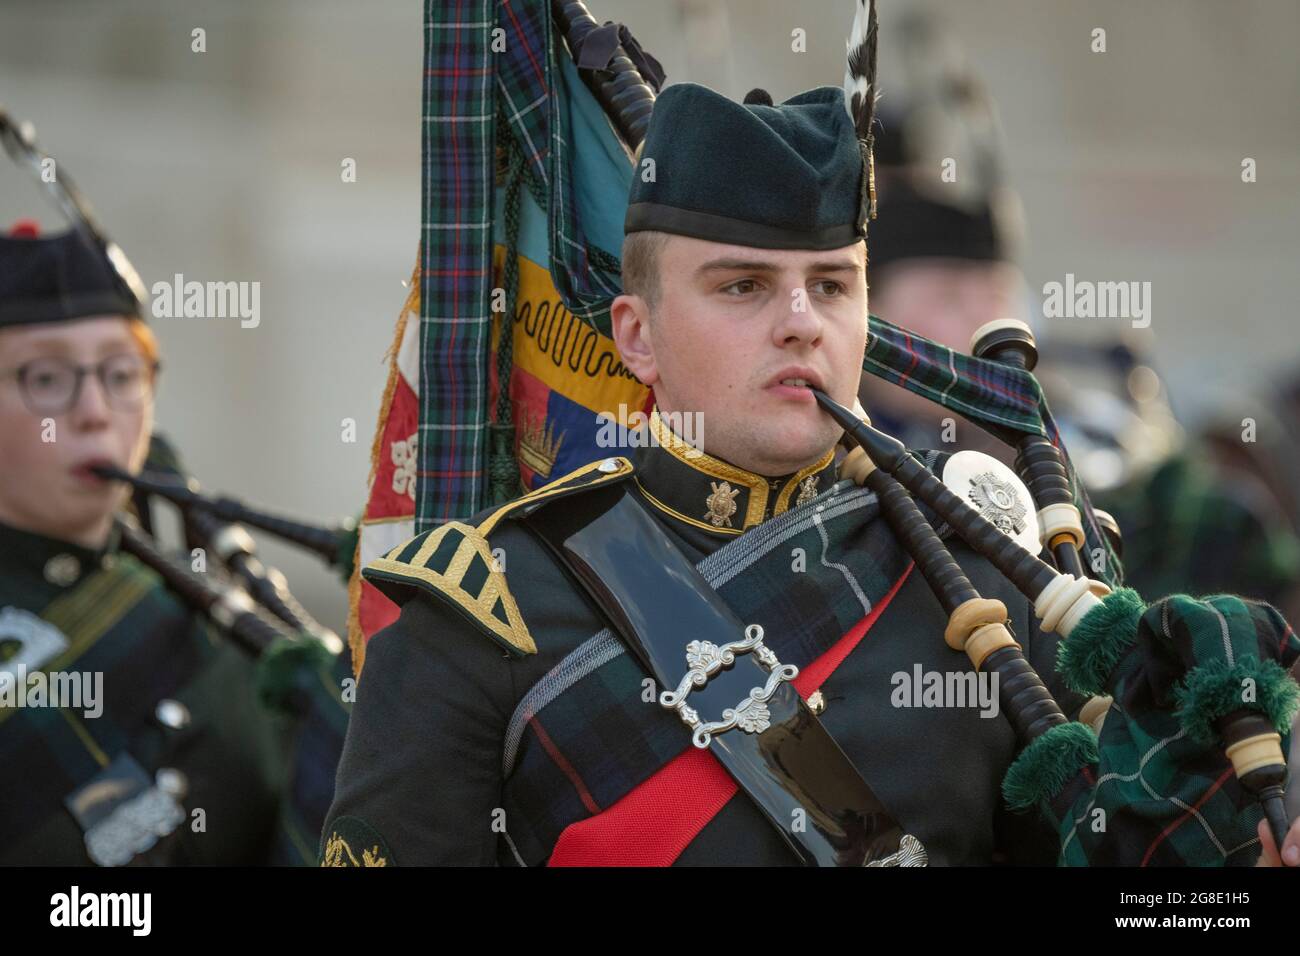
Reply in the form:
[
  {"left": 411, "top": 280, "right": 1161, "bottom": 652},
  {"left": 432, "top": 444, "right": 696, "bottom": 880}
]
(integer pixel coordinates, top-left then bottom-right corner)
[{"left": 0, "top": 520, "right": 287, "bottom": 865}]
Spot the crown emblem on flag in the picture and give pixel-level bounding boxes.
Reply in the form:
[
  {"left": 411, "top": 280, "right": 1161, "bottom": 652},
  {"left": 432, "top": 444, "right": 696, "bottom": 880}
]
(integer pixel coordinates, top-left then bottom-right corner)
[{"left": 518, "top": 411, "right": 565, "bottom": 481}]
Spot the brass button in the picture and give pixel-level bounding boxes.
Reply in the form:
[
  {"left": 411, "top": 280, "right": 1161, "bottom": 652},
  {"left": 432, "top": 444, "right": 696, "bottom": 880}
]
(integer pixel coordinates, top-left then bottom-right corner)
[{"left": 807, "top": 690, "right": 827, "bottom": 715}]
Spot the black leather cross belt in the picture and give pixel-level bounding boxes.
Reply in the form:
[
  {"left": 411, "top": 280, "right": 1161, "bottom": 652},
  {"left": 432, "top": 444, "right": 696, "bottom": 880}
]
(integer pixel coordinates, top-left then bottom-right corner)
[{"left": 524, "top": 484, "right": 926, "bottom": 866}]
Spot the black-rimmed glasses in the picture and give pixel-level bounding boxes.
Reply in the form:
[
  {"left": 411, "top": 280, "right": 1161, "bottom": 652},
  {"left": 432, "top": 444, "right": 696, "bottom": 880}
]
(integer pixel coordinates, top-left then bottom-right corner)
[{"left": 0, "top": 354, "right": 160, "bottom": 415}]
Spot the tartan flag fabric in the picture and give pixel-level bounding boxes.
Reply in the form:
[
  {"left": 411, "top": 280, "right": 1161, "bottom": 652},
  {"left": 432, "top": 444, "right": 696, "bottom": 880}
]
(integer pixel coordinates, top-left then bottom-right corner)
[
  {"left": 352, "top": 0, "right": 644, "bottom": 668},
  {"left": 416, "top": 0, "right": 629, "bottom": 534},
  {"left": 416, "top": 0, "right": 499, "bottom": 528},
  {"left": 489, "top": 42, "right": 649, "bottom": 492}
]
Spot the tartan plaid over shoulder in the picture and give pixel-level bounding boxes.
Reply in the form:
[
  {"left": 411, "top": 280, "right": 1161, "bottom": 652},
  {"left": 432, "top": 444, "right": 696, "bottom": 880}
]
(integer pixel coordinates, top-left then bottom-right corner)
[
  {"left": 498, "top": 476, "right": 915, "bottom": 863},
  {"left": 493, "top": 449, "right": 1080, "bottom": 865}
]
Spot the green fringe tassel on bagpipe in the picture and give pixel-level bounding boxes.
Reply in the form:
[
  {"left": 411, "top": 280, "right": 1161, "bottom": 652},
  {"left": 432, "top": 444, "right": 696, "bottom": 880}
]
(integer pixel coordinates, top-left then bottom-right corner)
[
  {"left": 1003, "top": 721, "right": 1099, "bottom": 812},
  {"left": 1176, "top": 656, "right": 1300, "bottom": 744},
  {"left": 1054, "top": 587, "right": 1145, "bottom": 697}
]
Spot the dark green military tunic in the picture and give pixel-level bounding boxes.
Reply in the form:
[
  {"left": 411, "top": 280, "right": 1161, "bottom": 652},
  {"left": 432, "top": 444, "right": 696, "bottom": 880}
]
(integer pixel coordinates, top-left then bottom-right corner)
[
  {"left": 0, "top": 519, "right": 286, "bottom": 865},
  {"left": 323, "top": 413, "right": 1086, "bottom": 866}
]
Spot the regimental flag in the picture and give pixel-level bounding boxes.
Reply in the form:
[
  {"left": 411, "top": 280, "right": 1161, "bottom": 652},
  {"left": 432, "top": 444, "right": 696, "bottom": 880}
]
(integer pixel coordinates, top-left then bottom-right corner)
[
  {"left": 411, "top": 0, "right": 657, "bottom": 544},
  {"left": 349, "top": 1, "right": 656, "bottom": 672},
  {"left": 487, "top": 26, "right": 657, "bottom": 490},
  {"left": 347, "top": 262, "right": 422, "bottom": 665},
  {"left": 490, "top": 248, "right": 651, "bottom": 491}
]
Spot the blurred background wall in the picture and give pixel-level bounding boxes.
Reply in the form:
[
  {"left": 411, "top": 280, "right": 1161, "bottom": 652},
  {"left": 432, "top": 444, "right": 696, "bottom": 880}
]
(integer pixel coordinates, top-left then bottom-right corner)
[{"left": 2, "top": 0, "right": 1296, "bottom": 629}]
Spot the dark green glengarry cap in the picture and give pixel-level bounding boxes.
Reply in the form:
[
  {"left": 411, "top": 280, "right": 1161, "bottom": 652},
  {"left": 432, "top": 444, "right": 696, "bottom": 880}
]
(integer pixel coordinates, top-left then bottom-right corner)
[
  {"left": 0, "top": 224, "right": 141, "bottom": 328},
  {"left": 624, "top": 83, "right": 867, "bottom": 250}
]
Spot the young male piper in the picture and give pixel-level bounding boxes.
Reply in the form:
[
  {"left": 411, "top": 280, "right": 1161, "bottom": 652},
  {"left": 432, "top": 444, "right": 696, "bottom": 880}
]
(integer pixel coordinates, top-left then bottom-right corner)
[{"left": 323, "top": 80, "right": 1300, "bottom": 867}]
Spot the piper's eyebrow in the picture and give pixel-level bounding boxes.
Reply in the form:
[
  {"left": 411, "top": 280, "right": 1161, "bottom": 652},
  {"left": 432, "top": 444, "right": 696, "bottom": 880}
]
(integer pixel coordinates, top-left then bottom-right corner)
[
  {"left": 808, "top": 259, "right": 863, "bottom": 275},
  {"left": 694, "top": 258, "right": 781, "bottom": 278},
  {"left": 95, "top": 336, "right": 136, "bottom": 356},
  {"left": 694, "top": 257, "right": 863, "bottom": 278}
]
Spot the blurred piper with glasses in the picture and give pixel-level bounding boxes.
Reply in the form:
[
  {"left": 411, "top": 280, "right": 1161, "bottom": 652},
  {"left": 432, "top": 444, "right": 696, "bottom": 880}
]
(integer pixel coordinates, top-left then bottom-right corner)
[{"left": 0, "top": 221, "right": 286, "bottom": 866}]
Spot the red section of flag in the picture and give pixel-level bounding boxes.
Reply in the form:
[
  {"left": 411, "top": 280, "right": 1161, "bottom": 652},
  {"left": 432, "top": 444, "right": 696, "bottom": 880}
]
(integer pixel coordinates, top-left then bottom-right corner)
[
  {"left": 546, "top": 562, "right": 915, "bottom": 866},
  {"left": 509, "top": 365, "right": 553, "bottom": 490},
  {"left": 367, "top": 375, "right": 420, "bottom": 518},
  {"left": 358, "top": 579, "right": 402, "bottom": 640},
  {"left": 355, "top": 373, "right": 419, "bottom": 649}
]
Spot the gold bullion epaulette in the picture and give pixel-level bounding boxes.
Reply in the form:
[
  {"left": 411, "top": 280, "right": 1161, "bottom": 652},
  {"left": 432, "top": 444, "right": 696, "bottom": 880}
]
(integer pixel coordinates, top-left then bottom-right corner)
[{"left": 362, "top": 456, "right": 635, "bottom": 656}]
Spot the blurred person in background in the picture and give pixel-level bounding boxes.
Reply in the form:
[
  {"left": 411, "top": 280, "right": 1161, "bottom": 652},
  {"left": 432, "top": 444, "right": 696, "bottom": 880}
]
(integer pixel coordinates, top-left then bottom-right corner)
[
  {"left": 1044, "top": 342, "right": 1300, "bottom": 621},
  {"left": 861, "top": 12, "right": 1300, "bottom": 615},
  {"left": 0, "top": 220, "right": 288, "bottom": 865},
  {"left": 857, "top": 14, "right": 1026, "bottom": 457}
]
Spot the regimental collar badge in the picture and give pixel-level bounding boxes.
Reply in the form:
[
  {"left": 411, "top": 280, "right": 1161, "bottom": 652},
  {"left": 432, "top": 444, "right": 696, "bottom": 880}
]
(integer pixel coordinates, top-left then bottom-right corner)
[
  {"left": 940, "top": 450, "right": 1041, "bottom": 555},
  {"left": 794, "top": 475, "right": 820, "bottom": 507},
  {"left": 704, "top": 480, "right": 741, "bottom": 528},
  {"left": 641, "top": 409, "right": 836, "bottom": 532}
]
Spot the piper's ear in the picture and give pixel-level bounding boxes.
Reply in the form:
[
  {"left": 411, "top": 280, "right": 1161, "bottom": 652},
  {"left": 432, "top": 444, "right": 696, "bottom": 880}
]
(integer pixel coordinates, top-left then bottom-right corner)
[{"left": 610, "top": 293, "right": 659, "bottom": 388}]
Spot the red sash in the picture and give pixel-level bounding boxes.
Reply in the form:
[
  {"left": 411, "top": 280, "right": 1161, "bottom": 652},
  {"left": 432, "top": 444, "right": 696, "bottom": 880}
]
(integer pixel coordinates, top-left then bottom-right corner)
[{"left": 547, "top": 562, "right": 914, "bottom": 866}]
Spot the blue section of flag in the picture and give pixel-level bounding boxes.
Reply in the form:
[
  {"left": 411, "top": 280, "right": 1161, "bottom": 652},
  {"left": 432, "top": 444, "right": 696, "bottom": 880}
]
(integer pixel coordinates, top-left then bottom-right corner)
[
  {"left": 531, "top": 389, "right": 608, "bottom": 489},
  {"left": 558, "top": 55, "right": 633, "bottom": 261}
]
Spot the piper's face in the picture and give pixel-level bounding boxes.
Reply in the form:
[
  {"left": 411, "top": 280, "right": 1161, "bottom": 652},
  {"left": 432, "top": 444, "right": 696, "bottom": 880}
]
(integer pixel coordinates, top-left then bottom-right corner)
[
  {"left": 0, "top": 316, "right": 154, "bottom": 547},
  {"left": 613, "top": 236, "right": 868, "bottom": 475}
]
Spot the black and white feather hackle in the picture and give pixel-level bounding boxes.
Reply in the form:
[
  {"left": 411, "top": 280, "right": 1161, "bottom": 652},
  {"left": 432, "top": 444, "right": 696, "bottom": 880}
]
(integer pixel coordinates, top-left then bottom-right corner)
[{"left": 844, "top": 0, "right": 880, "bottom": 222}]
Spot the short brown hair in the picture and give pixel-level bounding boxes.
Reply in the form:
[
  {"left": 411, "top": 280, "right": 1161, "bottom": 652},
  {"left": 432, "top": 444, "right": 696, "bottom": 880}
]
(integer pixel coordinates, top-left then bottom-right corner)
[{"left": 620, "top": 230, "right": 670, "bottom": 312}]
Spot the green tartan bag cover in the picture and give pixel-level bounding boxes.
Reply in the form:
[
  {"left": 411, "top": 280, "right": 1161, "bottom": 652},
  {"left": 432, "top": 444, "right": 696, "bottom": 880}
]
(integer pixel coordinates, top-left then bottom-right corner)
[{"left": 1005, "top": 589, "right": 1300, "bottom": 866}]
